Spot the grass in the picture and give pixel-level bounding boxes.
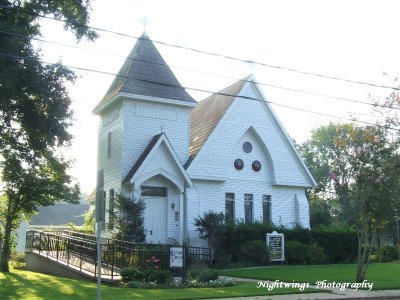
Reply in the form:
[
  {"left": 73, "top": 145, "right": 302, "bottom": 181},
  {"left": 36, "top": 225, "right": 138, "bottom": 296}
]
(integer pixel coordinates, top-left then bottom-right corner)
[
  {"left": 0, "top": 268, "right": 319, "bottom": 300},
  {"left": 221, "top": 262, "right": 400, "bottom": 290}
]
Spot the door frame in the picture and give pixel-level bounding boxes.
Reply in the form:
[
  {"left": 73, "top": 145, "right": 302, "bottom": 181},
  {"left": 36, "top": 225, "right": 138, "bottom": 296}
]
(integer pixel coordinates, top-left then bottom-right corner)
[{"left": 143, "top": 196, "right": 168, "bottom": 243}]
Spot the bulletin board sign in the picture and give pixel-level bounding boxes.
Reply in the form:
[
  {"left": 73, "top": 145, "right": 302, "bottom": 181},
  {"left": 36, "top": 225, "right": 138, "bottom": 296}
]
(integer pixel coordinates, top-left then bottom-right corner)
[{"left": 266, "top": 231, "right": 285, "bottom": 261}]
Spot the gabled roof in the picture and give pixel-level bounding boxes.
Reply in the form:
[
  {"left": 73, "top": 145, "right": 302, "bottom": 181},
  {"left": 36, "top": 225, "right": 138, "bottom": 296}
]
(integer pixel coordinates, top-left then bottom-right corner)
[
  {"left": 189, "top": 76, "right": 250, "bottom": 158},
  {"left": 93, "top": 33, "right": 196, "bottom": 114},
  {"left": 187, "top": 75, "right": 317, "bottom": 187},
  {"left": 123, "top": 133, "right": 163, "bottom": 183},
  {"left": 123, "top": 133, "right": 193, "bottom": 187}
]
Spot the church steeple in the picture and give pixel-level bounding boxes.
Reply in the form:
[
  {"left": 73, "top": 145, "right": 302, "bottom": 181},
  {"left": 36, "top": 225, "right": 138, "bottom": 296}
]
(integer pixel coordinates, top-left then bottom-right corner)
[{"left": 93, "top": 33, "right": 196, "bottom": 114}]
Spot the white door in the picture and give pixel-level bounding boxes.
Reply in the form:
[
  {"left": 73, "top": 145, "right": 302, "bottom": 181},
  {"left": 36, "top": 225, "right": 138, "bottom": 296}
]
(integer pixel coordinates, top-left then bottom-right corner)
[{"left": 144, "top": 198, "right": 167, "bottom": 243}]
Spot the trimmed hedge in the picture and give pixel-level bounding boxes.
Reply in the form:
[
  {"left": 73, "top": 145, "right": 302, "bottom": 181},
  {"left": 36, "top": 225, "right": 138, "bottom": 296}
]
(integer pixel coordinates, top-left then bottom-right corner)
[
  {"left": 285, "top": 241, "right": 327, "bottom": 264},
  {"left": 120, "top": 267, "right": 170, "bottom": 284},
  {"left": 311, "top": 224, "right": 357, "bottom": 263},
  {"left": 215, "top": 221, "right": 357, "bottom": 266}
]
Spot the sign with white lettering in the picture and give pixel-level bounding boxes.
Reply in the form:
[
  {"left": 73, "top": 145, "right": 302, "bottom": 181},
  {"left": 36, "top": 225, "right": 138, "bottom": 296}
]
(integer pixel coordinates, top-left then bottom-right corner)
[
  {"left": 170, "top": 247, "right": 184, "bottom": 267},
  {"left": 266, "top": 231, "right": 285, "bottom": 261}
]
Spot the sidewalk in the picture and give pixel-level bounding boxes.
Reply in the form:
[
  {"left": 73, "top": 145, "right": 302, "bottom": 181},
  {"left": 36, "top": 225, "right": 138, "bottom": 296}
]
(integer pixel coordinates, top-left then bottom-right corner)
[{"left": 213, "top": 276, "right": 400, "bottom": 300}]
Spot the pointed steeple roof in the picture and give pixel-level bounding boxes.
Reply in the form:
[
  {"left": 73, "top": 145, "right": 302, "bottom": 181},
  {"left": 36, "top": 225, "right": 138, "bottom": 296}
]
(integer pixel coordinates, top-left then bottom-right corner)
[{"left": 93, "top": 33, "right": 196, "bottom": 114}]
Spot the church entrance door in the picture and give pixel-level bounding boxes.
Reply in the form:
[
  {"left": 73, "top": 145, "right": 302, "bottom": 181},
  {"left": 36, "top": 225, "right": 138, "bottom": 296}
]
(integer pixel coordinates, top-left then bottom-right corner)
[{"left": 144, "top": 198, "right": 167, "bottom": 243}]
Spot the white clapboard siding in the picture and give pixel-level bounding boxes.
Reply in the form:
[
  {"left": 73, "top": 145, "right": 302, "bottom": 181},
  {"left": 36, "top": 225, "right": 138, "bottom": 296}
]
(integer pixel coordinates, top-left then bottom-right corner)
[
  {"left": 187, "top": 83, "right": 311, "bottom": 187},
  {"left": 185, "top": 80, "right": 312, "bottom": 246},
  {"left": 97, "top": 104, "right": 123, "bottom": 226},
  {"left": 121, "top": 99, "right": 191, "bottom": 180}
]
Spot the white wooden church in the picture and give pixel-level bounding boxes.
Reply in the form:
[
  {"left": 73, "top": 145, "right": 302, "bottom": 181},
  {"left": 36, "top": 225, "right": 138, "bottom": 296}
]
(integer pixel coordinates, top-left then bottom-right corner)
[{"left": 93, "top": 33, "right": 316, "bottom": 247}]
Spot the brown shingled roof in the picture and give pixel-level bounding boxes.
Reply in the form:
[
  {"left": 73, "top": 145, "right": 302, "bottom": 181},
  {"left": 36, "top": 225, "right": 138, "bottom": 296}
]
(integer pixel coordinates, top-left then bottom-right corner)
[{"left": 189, "top": 76, "right": 250, "bottom": 158}]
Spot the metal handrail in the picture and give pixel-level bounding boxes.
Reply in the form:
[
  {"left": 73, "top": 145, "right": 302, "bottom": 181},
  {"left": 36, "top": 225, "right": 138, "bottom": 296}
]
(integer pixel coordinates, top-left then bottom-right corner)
[{"left": 26, "top": 230, "right": 212, "bottom": 280}]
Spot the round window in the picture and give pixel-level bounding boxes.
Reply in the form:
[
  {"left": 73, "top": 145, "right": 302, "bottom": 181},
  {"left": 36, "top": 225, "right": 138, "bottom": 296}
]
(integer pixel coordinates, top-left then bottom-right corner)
[
  {"left": 252, "top": 160, "right": 261, "bottom": 172},
  {"left": 234, "top": 159, "right": 244, "bottom": 171},
  {"left": 242, "top": 142, "right": 252, "bottom": 153}
]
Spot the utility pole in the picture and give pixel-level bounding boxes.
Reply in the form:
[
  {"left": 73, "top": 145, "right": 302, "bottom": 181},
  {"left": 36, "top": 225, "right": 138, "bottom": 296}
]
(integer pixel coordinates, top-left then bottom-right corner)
[
  {"left": 396, "top": 215, "right": 400, "bottom": 260},
  {"left": 96, "top": 170, "right": 104, "bottom": 300}
]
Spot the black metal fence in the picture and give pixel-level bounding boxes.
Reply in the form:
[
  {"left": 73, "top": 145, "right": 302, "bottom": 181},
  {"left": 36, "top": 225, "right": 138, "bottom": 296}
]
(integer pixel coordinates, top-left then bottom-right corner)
[{"left": 25, "top": 230, "right": 211, "bottom": 280}]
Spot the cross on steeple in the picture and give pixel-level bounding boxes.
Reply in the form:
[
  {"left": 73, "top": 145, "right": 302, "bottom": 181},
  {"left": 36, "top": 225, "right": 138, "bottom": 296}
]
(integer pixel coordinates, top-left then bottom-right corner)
[
  {"left": 140, "top": 17, "right": 149, "bottom": 33},
  {"left": 246, "top": 59, "right": 255, "bottom": 75}
]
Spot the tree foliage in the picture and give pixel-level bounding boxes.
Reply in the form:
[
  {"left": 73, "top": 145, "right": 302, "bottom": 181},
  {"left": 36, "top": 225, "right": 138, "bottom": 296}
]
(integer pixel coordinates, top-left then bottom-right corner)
[
  {"left": 299, "top": 122, "right": 400, "bottom": 282},
  {"left": 111, "top": 195, "right": 146, "bottom": 243},
  {"left": 0, "top": 0, "right": 96, "bottom": 271},
  {"left": 194, "top": 211, "right": 226, "bottom": 249}
]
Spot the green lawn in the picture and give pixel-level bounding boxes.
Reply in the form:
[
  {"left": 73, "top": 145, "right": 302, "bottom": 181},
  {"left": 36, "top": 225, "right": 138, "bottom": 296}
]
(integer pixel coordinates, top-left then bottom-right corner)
[
  {"left": 221, "top": 263, "right": 400, "bottom": 290},
  {"left": 0, "top": 268, "right": 319, "bottom": 300}
]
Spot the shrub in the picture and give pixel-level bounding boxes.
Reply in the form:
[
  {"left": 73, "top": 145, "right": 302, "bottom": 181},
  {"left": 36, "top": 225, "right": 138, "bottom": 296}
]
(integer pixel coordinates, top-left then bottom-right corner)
[
  {"left": 374, "top": 245, "right": 398, "bottom": 262},
  {"left": 214, "top": 248, "right": 232, "bottom": 267},
  {"left": 112, "top": 195, "right": 145, "bottom": 243},
  {"left": 194, "top": 211, "right": 226, "bottom": 250},
  {"left": 311, "top": 224, "right": 357, "bottom": 263},
  {"left": 285, "top": 241, "right": 327, "bottom": 265},
  {"left": 188, "top": 267, "right": 219, "bottom": 282},
  {"left": 278, "top": 224, "right": 311, "bottom": 244},
  {"left": 121, "top": 266, "right": 171, "bottom": 284},
  {"left": 240, "top": 240, "right": 269, "bottom": 265},
  {"left": 307, "top": 243, "right": 327, "bottom": 264},
  {"left": 285, "top": 241, "right": 306, "bottom": 264},
  {"left": 143, "top": 269, "right": 171, "bottom": 284},
  {"left": 10, "top": 252, "right": 26, "bottom": 269},
  {"left": 120, "top": 267, "right": 143, "bottom": 282},
  {"left": 122, "top": 281, "right": 156, "bottom": 289}
]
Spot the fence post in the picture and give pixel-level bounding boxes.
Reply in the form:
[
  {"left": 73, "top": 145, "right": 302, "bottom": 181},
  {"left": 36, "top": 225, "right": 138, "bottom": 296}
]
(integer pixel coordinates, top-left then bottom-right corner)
[
  {"left": 56, "top": 235, "right": 59, "bottom": 261},
  {"left": 47, "top": 235, "right": 50, "bottom": 258},
  {"left": 94, "top": 239, "right": 97, "bottom": 277},
  {"left": 67, "top": 236, "right": 70, "bottom": 266},
  {"left": 80, "top": 239, "right": 83, "bottom": 272},
  {"left": 111, "top": 242, "right": 115, "bottom": 280},
  {"left": 39, "top": 232, "right": 42, "bottom": 255}
]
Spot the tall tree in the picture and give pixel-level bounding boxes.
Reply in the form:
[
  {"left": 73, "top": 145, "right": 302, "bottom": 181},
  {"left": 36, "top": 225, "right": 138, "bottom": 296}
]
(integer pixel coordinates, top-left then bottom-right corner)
[
  {"left": 0, "top": 0, "right": 97, "bottom": 272},
  {"left": 299, "top": 122, "right": 400, "bottom": 282}
]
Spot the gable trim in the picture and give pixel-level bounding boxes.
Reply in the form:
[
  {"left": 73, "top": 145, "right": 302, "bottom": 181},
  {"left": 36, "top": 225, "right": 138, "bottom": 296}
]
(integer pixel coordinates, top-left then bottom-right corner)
[
  {"left": 93, "top": 92, "right": 196, "bottom": 114},
  {"left": 252, "top": 82, "right": 317, "bottom": 188},
  {"left": 244, "top": 126, "right": 277, "bottom": 184},
  {"left": 135, "top": 168, "right": 185, "bottom": 191},
  {"left": 120, "top": 93, "right": 197, "bottom": 108},
  {"left": 123, "top": 133, "right": 193, "bottom": 188}
]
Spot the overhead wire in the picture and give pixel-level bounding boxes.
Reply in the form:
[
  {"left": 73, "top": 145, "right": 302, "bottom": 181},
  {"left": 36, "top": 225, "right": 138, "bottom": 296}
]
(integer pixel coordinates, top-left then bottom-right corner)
[
  {"left": 1, "top": 3, "right": 399, "bottom": 92},
  {"left": 1, "top": 51, "right": 398, "bottom": 132},
  {"left": 1, "top": 28, "right": 398, "bottom": 112}
]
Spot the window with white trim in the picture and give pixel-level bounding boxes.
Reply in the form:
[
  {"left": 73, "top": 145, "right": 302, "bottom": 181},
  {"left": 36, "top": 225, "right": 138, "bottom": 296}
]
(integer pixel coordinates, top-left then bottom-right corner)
[
  {"left": 141, "top": 186, "right": 167, "bottom": 197},
  {"left": 225, "top": 193, "right": 235, "bottom": 223},
  {"left": 262, "top": 195, "right": 272, "bottom": 223},
  {"left": 244, "top": 194, "right": 253, "bottom": 223}
]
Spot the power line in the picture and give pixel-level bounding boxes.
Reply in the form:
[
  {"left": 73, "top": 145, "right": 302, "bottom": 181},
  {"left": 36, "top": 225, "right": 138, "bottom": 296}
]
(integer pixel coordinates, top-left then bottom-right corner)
[
  {"left": 1, "top": 51, "right": 398, "bottom": 132},
  {"left": 1, "top": 28, "right": 398, "bottom": 112},
  {"left": 1, "top": 3, "right": 399, "bottom": 92}
]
